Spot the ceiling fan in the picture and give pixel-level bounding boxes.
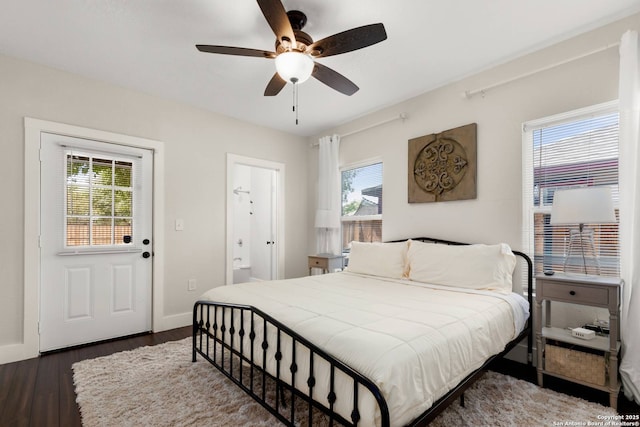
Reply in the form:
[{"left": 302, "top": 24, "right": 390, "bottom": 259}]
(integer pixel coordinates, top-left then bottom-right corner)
[{"left": 196, "top": 0, "right": 387, "bottom": 97}]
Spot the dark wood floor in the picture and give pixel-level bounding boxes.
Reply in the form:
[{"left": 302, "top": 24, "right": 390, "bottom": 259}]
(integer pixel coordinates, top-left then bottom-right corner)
[
  {"left": 1, "top": 327, "right": 637, "bottom": 426},
  {"left": 0, "top": 326, "right": 191, "bottom": 427}
]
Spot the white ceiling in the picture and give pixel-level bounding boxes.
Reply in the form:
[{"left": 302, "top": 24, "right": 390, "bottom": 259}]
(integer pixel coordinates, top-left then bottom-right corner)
[{"left": 2, "top": 1, "right": 639, "bottom": 137}]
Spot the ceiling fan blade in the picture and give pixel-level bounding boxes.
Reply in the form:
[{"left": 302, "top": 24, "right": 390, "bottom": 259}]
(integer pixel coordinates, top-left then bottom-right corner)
[
  {"left": 307, "top": 23, "right": 387, "bottom": 58},
  {"left": 196, "top": 45, "right": 276, "bottom": 58},
  {"left": 264, "top": 73, "right": 287, "bottom": 96},
  {"left": 257, "top": 0, "right": 296, "bottom": 48},
  {"left": 312, "top": 62, "right": 359, "bottom": 96}
]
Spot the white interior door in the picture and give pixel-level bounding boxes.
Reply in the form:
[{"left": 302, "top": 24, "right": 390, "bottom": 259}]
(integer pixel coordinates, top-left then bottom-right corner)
[
  {"left": 250, "top": 167, "right": 277, "bottom": 281},
  {"left": 39, "top": 132, "right": 153, "bottom": 352}
]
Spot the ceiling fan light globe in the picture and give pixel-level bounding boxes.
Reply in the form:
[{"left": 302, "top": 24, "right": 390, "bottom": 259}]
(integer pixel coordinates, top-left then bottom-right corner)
[{"left": 275, "top": 52, "right": 314, "bottom": 84}]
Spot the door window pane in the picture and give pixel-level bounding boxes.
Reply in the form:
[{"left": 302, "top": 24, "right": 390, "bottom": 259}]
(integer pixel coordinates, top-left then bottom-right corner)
[
  {"left": 65, "top": 153, "right": 134, "bottom": 247},
  {"left": 91, "top": 158, "right": 113, "bottom": 186},
  {"left": 92, "top": 218, "right": 113, "bottom": 245},
  {"left": 114, "top": 190, "right": 132, "bottom": 217},
  {"left": 92, "top": 188, "right": 113, "bottom": 216},
  {"left": 67, "top": 186, "right": 89, "bottom": 216},
  {"left": 114, "top": 161, "right": 132, "bottom": 187},
  {"left": 67, "top": 217, "right": 90, "bottom": 246}
]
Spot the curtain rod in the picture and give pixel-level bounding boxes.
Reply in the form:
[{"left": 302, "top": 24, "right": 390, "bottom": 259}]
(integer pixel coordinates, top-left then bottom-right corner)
[
  {"left": 311, "top": 113, "right": 407, "bottom": 147},
  {"left": 463, "top": 42, "right": 620, "bottom": 99}
]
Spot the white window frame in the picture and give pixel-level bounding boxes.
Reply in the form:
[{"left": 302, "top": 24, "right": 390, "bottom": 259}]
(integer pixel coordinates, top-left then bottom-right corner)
[
  {"left": 340, "top": 157, "right": 383, "bottom": 248},
  {"left": 521, "top": 100, "right": 619, "bottom": 271}
]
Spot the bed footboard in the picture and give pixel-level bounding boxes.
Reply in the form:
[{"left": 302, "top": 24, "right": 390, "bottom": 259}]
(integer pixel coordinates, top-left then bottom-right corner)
[{"left": 192, "top": 301, "right": 390, "bottom": 427}]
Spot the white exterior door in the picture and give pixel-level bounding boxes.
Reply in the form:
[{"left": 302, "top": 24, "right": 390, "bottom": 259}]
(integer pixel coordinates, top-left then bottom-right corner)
[{"left": 39, "top": 132, "right": 153, "bottom": 352}]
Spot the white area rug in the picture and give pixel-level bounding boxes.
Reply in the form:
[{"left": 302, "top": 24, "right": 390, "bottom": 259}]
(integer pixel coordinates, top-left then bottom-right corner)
[{"left": 72, "top": 338, "right": 618, "bottom": 426}]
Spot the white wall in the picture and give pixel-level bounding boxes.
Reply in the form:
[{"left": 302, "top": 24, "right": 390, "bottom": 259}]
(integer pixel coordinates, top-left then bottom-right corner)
[
  {"left": 0, "top": 53, "right": 309, "bottom": 363},
  {"left": 308, "top": 14, "right": 640, "bottom": 335}
]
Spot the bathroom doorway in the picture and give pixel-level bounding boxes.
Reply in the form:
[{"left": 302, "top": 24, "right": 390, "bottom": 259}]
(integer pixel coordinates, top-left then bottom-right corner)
[{"left": 226, "top": 154, "right": 285, "bottom": 285}]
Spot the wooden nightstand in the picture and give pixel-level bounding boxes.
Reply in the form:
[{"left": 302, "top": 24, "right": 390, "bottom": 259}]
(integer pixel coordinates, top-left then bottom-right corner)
[
  {"left": 308, "top": 254, "right": 343, "bottom": 275},
  {"left": 535, "top": 273, "right": 622, "bottom": 408}
]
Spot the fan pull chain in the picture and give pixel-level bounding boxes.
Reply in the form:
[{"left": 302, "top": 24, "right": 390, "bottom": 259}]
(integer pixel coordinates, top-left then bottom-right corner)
[
  {"left": 289, "top": 77, "right": 300, "bottom": 125},
  {"left": 295, "top": 82, "right": 299, "bottom": 125},
  {"left": 291, "top": 81, "right": 300, "bottom": 125}
]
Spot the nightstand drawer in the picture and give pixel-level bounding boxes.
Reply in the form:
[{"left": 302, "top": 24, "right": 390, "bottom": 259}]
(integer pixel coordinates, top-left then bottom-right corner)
[
  {"left": 541, "top": 282, "right": 608, "bottom": 305},
  {"left": 308, "top": 256, "right": 328, "bottom": 269},
  {"left": 308, "top": 255, "right": 344, "bottom": 275}
]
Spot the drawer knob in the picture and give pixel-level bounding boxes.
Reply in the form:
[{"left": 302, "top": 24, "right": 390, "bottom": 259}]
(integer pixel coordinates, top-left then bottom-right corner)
[
  {"left": 569, "top": 290, "right": 576, "bottom": 296},
  {"left": 315, "top": 261, "right": 320, "bottom": 265}
]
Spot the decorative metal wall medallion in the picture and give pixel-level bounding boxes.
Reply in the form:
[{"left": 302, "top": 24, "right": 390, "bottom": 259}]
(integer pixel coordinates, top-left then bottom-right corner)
[{"left": 408, "top": 123, "right": 477, "bottom": 203}]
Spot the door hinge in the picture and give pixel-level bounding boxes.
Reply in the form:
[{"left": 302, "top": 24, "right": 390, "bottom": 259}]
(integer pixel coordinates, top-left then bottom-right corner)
[{"left": 38, "top": 235, "right": 43, "bottom": 248}]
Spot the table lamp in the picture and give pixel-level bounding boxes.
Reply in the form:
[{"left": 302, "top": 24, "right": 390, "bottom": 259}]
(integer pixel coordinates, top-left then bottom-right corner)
[{"left": 550, "top": 187, "right": 616, "bottom": 274}]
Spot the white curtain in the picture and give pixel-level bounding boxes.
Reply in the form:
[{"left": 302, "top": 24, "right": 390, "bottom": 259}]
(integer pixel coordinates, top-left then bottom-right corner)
[
  {"left": 619, "top": 30, "right": 640, "bottom": 404},
  {"left": 315, "top": 135, "right": 341, "bottom": 255}
]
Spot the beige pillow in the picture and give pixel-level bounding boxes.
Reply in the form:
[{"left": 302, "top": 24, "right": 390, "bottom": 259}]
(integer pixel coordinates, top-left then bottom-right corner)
[
  {"left": 406, "top": 240, "right": 516, "bottom": 292},
  {"left": 346, "top": 241, "right": 409, "bottom": 279}
]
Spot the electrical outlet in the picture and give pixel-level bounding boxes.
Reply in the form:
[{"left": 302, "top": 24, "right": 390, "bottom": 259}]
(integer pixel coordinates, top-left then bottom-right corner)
[{"left": 188, "top": 279, "right": 197, "bottom": 291}]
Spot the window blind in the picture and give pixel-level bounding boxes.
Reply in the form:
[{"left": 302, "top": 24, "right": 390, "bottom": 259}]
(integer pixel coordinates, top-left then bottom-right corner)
[{"left": 523, "top": 102, "right": 620, "bottom": 277}]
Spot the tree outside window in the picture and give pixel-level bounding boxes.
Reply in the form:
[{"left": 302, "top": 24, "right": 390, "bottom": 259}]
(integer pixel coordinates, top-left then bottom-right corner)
[{"left": 341, "top": 162, "right": 383, "bottom": 252}]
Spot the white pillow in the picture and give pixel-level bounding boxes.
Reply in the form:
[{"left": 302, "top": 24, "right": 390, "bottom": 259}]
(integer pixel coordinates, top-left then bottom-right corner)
[
  {"left": 406, "top": 240, "right": 516, "bottom": 292},
  {"left": 346, "top": 241, "right": 409, "bottom": 279}
]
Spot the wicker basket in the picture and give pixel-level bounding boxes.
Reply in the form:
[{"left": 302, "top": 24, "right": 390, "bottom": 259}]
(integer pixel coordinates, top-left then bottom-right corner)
[{"left": 545, "top": 342, "right": 607, "bottom": 386}]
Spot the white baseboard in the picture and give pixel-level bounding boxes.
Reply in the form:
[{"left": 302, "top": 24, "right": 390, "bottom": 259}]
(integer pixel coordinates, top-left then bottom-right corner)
[
  {"left": 0, "top": 342, "right": 38, "bottom": 365},
  {"left": 155, "top": 312, "right": 192, "bottom": 333}
]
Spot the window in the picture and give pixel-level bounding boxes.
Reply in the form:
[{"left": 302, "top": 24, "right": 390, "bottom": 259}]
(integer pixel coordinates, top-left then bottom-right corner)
[
  {"left": 523, "top": 102, "right": 619, "bottom": 277},
  {"left": 341, "top": 161, "right": 383, "bottom": 252},
  {"left": 66, "top": 152, "right": 134, "bottom": 247}
]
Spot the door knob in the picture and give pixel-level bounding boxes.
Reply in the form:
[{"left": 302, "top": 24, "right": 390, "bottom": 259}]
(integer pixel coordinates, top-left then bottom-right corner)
[{"left": 142, "top": 252, "right": 151, "bottom": 258}]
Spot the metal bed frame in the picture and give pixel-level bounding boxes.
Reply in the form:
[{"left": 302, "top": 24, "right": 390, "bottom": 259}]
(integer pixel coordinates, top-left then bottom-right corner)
[{"left": 192, "top": 237, "right": 533, "bottom": 426}]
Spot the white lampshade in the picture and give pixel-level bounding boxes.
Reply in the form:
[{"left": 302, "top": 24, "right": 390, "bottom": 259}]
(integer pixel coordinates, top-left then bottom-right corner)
[
  {"left": 275, "top": 51, "right": 314, "bottom": 84},
  {"left": 550, "top": 187, "right": 616, "bottom": 225},
  {"left": 315, "top": 209, "right": 340, "bottom": 229}
]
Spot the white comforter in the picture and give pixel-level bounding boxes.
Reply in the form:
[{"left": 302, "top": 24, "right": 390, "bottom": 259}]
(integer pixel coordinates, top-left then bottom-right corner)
[{"left": 199, "top": 272, "right": 529, "bottom": 426}]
